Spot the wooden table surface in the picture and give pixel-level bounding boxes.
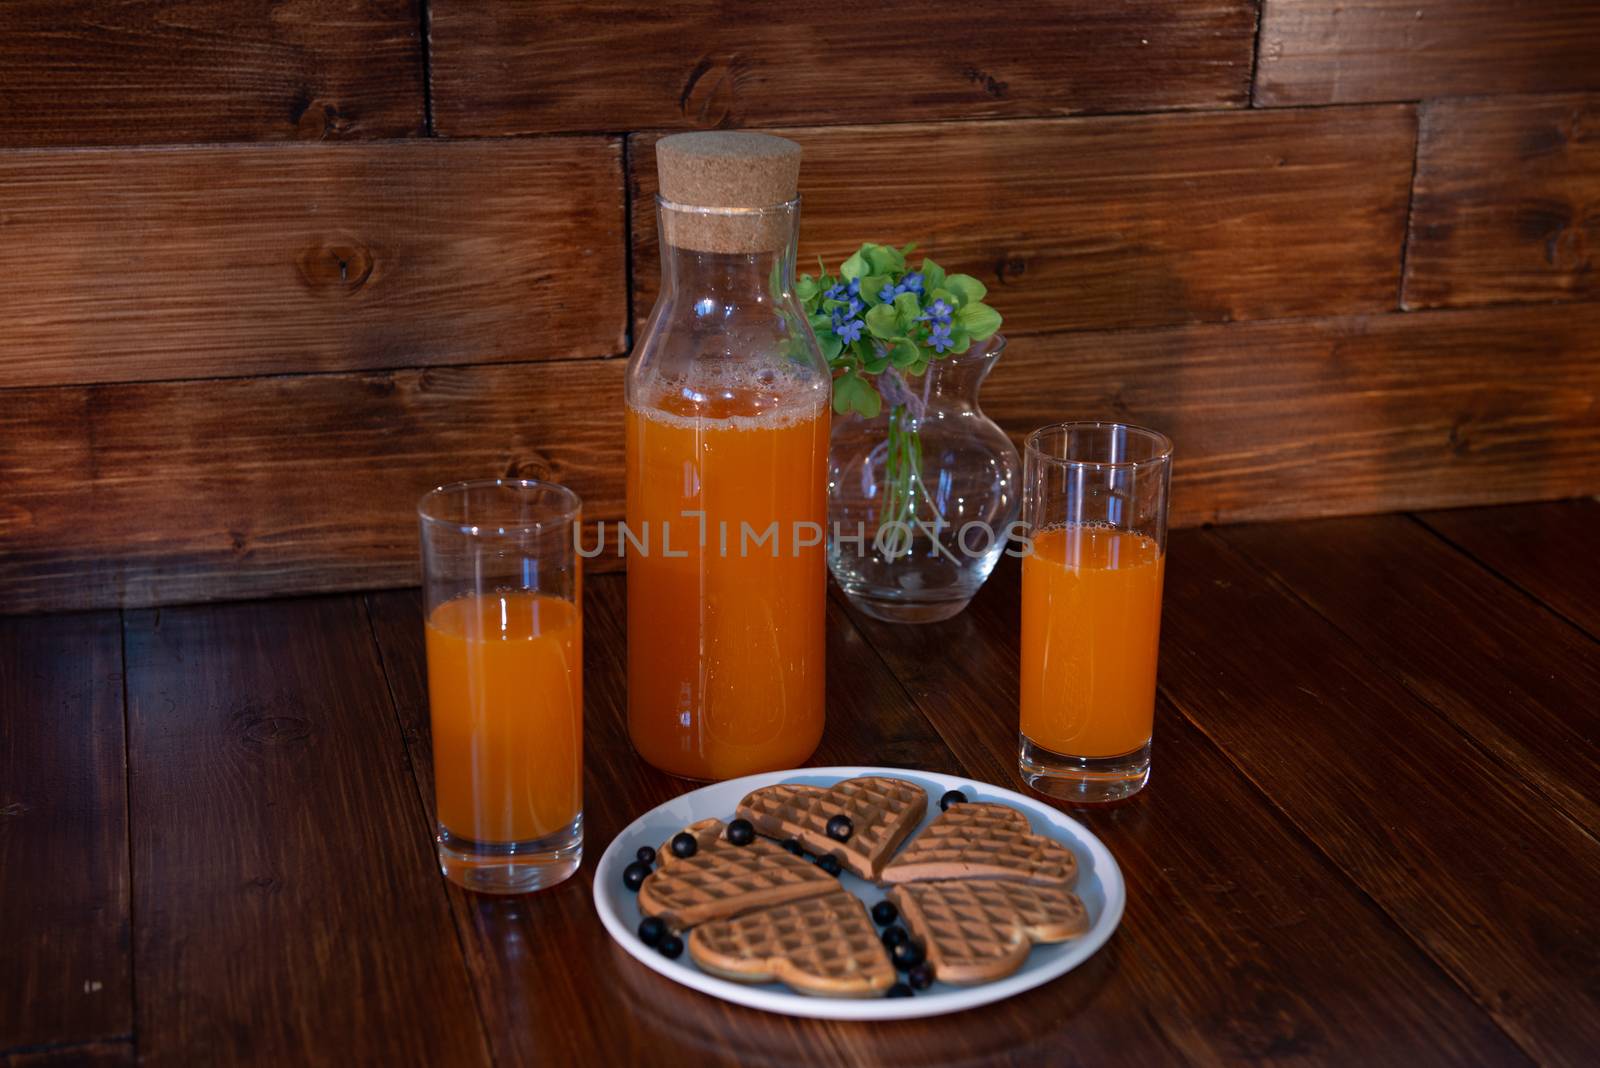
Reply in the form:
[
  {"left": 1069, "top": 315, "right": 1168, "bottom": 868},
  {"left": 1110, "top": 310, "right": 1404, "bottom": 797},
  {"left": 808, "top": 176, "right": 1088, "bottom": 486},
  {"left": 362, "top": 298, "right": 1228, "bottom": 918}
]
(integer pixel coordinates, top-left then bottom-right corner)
[{"left": 4, "top": 501, "right": 1598, "bottom": 1066}]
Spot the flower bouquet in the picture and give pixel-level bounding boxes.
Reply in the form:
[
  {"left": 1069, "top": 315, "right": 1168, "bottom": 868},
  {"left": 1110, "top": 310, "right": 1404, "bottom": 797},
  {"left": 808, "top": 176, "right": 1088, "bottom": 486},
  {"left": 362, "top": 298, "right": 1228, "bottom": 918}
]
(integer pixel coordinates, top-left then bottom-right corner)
[
  {"left": 801, "top": 242, "right": 1016, "bottom": 622},
  {"left": 799, "top": 243, "right": 1003, "bottom": 543}
]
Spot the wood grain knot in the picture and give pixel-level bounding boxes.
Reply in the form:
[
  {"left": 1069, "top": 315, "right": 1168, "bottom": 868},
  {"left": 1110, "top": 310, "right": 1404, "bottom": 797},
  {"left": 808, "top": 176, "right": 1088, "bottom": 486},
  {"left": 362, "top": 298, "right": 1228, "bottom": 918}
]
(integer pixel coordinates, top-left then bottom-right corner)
[
  {"left": 503, "top": 454, "right": 555, "bottom": 480},
  {"left": 298, "top": 240, "right": 375, "bottom": 294},
  {"left": 962, "top": 67, "right": 1009, "bottom": 99},
  {"left": 996, "top": 255, "right": 1028, "bottom": 285},
  {"left": 680, "top": 56, "right": 741, "bottom": 127},
  {"left": 235, "top": 711, "right": 314, "bottom": 751},
  {"left": 293, "top": 96, "right": 353, "bottom": 140},
  {"left": 1514, "top": 203, "right": 1592, "bottom": 269}
]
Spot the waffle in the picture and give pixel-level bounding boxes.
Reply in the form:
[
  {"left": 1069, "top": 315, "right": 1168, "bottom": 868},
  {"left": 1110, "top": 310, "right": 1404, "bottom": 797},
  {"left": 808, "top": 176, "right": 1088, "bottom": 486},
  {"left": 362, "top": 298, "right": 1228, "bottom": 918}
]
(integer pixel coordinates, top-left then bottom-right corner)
[
  {"left": 880, "top": 802, "right": 1078, "bottom": 887},
  {"left": 689, "top": 889, "right": 897, "bottom": 998},
  {"left": 637, "top": 818, "right": 837, "bottom": 929},
  {"left": 888, "top": 878, "right": 1090, "bottom": 984},
  {"left": 736, "top": 776, "right": 927, "bottom": 881}
]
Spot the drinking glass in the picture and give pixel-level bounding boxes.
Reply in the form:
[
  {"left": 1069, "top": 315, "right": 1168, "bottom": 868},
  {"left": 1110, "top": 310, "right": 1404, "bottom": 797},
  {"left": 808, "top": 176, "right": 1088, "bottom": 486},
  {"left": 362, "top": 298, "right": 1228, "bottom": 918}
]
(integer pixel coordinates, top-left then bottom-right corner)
[
  {"left": 419, "top": 479, "right": 583, "bottom": 893},
  {"left": 1019, "top": 422, "right": 1172, "bottom": 803}
]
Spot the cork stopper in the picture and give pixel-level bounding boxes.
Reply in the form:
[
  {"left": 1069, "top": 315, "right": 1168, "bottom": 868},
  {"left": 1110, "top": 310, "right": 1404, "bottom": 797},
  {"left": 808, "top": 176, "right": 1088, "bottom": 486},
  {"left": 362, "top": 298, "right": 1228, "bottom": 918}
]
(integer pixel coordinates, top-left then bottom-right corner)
[{"left": 656, "top": 132, "right": 801, "bottom": 254}]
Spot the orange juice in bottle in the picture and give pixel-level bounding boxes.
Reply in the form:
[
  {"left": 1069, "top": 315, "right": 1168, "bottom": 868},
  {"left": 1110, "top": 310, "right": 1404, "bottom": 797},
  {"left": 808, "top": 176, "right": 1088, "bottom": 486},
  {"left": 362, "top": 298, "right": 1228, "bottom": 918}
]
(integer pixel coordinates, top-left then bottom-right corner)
[
  {"left": 626, "top": 387, "right": 828, "bottom": 779},
  {"left": 624, "top": 132, "right": 830, "bottom": 780}
]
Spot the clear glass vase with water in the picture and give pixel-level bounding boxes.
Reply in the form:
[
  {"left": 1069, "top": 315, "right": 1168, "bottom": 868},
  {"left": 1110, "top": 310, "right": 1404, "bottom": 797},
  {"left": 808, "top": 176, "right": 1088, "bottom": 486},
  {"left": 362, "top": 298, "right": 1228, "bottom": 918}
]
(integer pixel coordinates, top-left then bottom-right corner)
[{"left": 827, "top": 335, "right": 1020, "bottom": 623}]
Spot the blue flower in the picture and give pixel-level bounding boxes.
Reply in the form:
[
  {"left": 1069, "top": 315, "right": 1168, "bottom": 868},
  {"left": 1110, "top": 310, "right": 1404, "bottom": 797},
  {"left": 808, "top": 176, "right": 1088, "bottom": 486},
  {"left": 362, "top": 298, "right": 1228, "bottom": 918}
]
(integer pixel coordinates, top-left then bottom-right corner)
[
  {"left": 921, "top": 298, "right": 954, "bottom": 325},
  {"left": 844, "top": 298, "right": 864, "bottom": 319},
  {"left": 927, "top": 322, "right": 954, "bottom": 353},
  {"left": 878, "top": 282, "right": 898, "bottom": 303},
  {"left": 823, "top": 282, "right": 846, "bottom": 301},
  {"left": 836, "top": 318, "right": 865, "bottom": 343},
  {"left": 902, "top": 272, "right": 925, "bottom": 294},
  {"left": 847, "top": 278, "right": 861, "bottom": 296}
]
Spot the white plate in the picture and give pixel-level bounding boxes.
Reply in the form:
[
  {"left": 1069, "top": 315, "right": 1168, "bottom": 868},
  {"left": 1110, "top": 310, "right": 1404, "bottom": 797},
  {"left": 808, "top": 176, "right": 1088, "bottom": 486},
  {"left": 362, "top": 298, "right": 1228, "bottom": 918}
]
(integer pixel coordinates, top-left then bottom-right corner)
[{"left": 591, "top": 766, "right": 1124, "bottom": 1020}]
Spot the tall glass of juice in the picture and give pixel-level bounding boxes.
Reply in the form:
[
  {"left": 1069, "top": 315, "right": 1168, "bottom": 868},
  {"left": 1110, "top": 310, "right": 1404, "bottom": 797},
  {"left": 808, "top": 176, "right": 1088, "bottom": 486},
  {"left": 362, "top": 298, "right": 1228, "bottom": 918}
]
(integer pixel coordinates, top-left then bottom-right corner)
[
  {"left": 625, "top": 132, "right": 830, "bottom": 780},
  {"left": 419, "top": 479, "right": 582, "bottom": 893},
  {"left": 1019, "top": 422, "right": 1172, "bottom": 803}
]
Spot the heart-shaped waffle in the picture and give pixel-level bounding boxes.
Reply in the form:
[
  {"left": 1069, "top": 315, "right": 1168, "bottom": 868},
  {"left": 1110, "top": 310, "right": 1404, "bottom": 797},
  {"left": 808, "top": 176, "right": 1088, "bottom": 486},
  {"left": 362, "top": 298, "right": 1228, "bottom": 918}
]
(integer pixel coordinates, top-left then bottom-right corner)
[
  {"left": 637, "top": 818, "right": 836, "bottom": 929},
  {"left": 880, "top": 802, "right": 1078, "bottom": 886},
  {"left": 736, "top": 776, "right": 927, "bottom": 881},
  {"left": 888, "top": 878, "right": 1090, "bottom": 984},
  {"left": 689, "top": 889, "right": 897, "bottom": 998}
]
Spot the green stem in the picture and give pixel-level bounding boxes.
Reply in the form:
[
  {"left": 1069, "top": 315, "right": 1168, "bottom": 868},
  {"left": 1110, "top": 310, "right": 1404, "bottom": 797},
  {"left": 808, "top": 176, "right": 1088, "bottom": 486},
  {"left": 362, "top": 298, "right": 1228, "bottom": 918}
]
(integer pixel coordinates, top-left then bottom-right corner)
[{"left": 879, "top": 404, "right": 923, "bottom": 558}]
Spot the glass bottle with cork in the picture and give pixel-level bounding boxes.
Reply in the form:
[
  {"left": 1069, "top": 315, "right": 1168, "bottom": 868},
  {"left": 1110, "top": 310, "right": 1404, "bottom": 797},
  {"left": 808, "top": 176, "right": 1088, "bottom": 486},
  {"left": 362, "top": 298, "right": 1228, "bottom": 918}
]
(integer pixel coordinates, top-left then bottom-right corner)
[{"left": 625, "top": 132, "right": 830, "bottom": 780}]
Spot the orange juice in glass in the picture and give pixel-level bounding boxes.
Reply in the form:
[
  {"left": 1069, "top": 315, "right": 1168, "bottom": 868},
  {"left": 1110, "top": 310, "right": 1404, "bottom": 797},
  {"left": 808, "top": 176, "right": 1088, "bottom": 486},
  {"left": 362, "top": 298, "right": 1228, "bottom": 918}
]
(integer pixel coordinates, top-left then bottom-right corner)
[
  {"left": 419, "top": 479, "right": 583, "bottom": 893},
  {"left": 1019, "top": 423, "right": 1172, "bottom": 803},
  {"left": 426, "top": 592, "right": 581, "bottom": 844},
  {"left": 624, "top": 133, "right": 831, "bottom": 780}
]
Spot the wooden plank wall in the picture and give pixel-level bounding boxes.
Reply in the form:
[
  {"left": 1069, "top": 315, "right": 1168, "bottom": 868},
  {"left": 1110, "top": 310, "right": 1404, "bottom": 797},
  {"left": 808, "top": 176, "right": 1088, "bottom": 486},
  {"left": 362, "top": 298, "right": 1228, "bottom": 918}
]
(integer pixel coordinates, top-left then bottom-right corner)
[{"left": 1, "top": 1, "right": 1598, "bottom": 614}]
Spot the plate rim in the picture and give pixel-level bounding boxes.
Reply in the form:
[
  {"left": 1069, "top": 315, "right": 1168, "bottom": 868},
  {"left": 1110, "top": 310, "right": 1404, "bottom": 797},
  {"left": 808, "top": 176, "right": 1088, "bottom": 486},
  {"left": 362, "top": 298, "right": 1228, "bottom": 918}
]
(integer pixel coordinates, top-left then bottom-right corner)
[{"left": 590, "top": 765, "right": 1125, "bottom": 1021}]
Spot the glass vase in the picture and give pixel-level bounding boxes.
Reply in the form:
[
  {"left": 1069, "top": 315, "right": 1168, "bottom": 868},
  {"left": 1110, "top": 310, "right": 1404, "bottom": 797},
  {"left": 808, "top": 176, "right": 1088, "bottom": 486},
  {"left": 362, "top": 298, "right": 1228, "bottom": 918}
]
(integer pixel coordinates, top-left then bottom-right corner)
[{"left": 827, "top": 335, "right": 1020, "bottom": 623}]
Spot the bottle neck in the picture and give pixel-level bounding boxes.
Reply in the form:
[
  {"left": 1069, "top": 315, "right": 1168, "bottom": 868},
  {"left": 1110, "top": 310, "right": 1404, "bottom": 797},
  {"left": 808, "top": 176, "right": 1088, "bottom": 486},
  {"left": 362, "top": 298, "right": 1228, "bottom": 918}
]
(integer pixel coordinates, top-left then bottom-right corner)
[
  {"left": 658, "top": 245, "right": 794, "bottom": 306},
  {"left": 656, "top": 198, "right": 800, "bottom": 307},
  {"left": 627, "top": 197, "right": 828, "bottom": 411}
]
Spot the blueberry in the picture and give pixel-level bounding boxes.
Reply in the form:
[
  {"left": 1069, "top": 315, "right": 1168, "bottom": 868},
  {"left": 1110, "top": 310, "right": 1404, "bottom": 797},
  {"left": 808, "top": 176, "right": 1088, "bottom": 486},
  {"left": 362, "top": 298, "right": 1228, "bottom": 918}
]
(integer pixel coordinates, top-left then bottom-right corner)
[
  {"left": 817, "top": 854, "right": 842, "bottom": 877},
  {"left": 871, "top": 900, "right": 899, "bottom": 926},
  {"left": 622, "top": 861, "right": 651, "bottom": 892},
  {"left": 826, "top": 814, "right": 853, "bottom": 841},
  {"left": 658, "top": 934, "right": 684, "bottom": 960},
  {"left": 939, "top": 789, "right": 967, "bottom": 812},
  {"left": 635, "top": 845, "right": 657, "bottom": 866},
  {"left": 907, "top": 962, "right": 934, "bottom": 990},
  {"left": 670, "top": 832, "right": 698, "bottom": 859},
  {"left": 886, "top": 982, "right": 914, "bottom": 998},
  {"left": 881, "top": 924, "right": 909, "bottom": 949},
  {"left": 637, "top": 916, "right": 666, "bottom": 946},
  {"left": 783, "top": 838, "right": 804, "bottom": 856},
  {"left": 726, "top": 819, "right": 755, "bottom": 846},
  {"left": 891, "top": 939, "right": 926, "bottom": 971}
]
